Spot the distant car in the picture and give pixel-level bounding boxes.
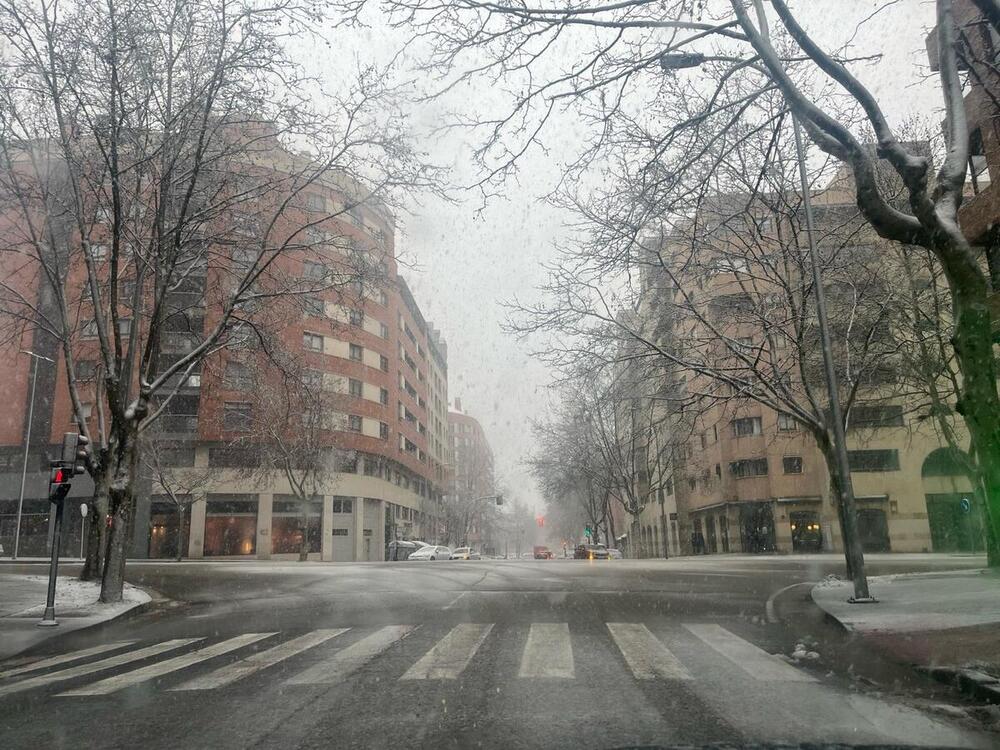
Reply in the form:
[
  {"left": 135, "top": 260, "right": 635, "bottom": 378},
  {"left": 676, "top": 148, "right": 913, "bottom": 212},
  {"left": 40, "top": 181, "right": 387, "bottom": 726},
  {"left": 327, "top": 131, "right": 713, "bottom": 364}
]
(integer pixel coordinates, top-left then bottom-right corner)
[
  {"left": 606, "top": 548, "right": 623, "bottom": 559},
  {"left": 533, "top": 545, "right": 553, "bottom": 559},
  {"left": 575, "top": 544, "right": 609, "bottom": 560},
  {"left": 520, "top": 551, "right": 534, "bottom": 560},
  {"left": 450, "top": 547, "right": 481, "bottom": 560},
  {"left": 408, "top": 545, "right": 452, "bottom": 561}
]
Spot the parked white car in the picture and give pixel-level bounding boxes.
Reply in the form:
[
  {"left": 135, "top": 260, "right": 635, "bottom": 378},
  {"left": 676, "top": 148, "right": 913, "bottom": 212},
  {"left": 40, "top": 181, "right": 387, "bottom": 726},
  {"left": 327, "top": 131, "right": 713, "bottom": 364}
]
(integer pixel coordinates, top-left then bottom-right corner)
[
  {"left": 408, "top": 545, "right": 452, "bottom": 561},
  {"left": 449, "top": 547, "right": 481, "bottom": 560},
  {"left": 607, "top": 548, "right": 623, "bottom": 559}
]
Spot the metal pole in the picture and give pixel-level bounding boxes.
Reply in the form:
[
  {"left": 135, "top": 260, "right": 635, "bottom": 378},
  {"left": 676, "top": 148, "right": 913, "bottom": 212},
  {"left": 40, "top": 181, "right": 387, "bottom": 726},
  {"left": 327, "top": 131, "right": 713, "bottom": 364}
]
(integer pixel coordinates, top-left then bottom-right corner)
[
  {"left": 14, "top": 352, "right": 46, "bottom": 560},
  {"left": 39, "top": 493, "right": 64, "bottom": 626},
  {"left": 750, "top": 0, "right": 871, "bottom": 601}
]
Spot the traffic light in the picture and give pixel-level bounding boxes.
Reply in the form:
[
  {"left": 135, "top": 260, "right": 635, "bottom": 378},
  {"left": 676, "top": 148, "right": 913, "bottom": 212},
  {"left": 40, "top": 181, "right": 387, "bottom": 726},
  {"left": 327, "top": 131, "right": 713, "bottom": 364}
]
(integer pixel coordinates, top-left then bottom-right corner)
[
  {"left": 536, "top": 515, "right": 545, "bottom": 527},
  {"left": 60, "top": 432, "right": 90, "bottom": 474},
  {"left": 48, "top": 465, "right": 72, "bottom": 503}
]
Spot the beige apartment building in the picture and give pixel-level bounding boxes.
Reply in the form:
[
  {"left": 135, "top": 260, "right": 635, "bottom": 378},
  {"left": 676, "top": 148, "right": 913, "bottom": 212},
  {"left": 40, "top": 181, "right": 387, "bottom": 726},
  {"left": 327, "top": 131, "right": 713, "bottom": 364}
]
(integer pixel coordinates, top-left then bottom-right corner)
[{"left": 635, "top": 171, "right": 981, "bottom": 557}]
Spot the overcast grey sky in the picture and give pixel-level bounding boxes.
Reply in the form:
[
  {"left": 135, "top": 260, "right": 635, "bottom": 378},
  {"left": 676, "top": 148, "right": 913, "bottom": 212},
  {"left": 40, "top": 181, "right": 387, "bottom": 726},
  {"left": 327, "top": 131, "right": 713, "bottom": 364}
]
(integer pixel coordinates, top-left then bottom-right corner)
[{"left": 314, "top": 1, "right": 947, "bottom": 511}]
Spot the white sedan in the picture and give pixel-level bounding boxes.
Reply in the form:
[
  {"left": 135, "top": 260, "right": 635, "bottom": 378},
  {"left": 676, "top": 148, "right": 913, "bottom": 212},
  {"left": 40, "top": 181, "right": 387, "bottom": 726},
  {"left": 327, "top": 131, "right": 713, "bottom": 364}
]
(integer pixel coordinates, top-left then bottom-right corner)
[{"left": 408, "top": 545, "right": 452, "bottom": 561}]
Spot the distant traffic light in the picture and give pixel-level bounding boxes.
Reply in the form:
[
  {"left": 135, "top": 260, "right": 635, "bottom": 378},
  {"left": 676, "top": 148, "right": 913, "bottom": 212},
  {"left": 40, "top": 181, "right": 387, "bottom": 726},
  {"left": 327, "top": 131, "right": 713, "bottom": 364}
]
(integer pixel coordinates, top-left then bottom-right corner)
[{"left": 536, "top": 515, "right": 545, "bottom": 527}]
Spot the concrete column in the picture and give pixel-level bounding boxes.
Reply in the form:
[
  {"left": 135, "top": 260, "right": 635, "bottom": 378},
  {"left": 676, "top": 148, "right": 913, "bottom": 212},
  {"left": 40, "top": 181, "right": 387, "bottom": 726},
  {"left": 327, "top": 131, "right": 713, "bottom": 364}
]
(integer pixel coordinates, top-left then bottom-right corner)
[
  {"left": 188, "top": 494, "right": 206, "bottom": 558},
  {"left": 321, "top": 495, "right": 333, "bottom": 561},
  {"left": 256, "top": 492, "right": 273, "bottom": 559},
  {"left": 376, "top": 499, "right": 386, "bottom": 561},
  {"left": 353, "top": 496, "right": 365, "bottom": 560}
]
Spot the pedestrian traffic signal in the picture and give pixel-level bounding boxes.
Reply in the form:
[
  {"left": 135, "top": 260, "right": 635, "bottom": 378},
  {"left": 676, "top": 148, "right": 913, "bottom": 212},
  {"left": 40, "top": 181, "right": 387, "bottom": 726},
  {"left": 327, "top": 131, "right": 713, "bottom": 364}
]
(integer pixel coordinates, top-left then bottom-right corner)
[
  {"left": 48, "top": 465, "right": 72, "bottom": 503},
  {"left": 60, "top": 432, "right": 89, "bottom": 474}
]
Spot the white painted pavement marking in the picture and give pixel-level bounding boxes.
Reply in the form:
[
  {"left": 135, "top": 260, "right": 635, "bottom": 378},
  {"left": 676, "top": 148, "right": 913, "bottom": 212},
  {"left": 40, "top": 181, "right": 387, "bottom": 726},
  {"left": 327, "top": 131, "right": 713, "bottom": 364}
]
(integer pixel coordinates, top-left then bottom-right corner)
[
  {"left": 400, "top": 624, "right": 493, "bottom": 680},
  {"left": 284, "top": 625, "right": 415, "bottom": 685},
  {"left": 58, "top": 632, "right": 275, "bottom": 696},
  {"left": 0, "top": 639, "right": 201, "bottom": 698},
  {"left": 518, "top": 623, "right": 574, "bottom": 679},
  {"left": 683, "top": 623, "right": 816, "bottom": 683},
  {"left": 0, "top": 641, "right": 137, "bottom": 679},
  {"left": 607, "top": 623, "right": 692, "bottom": 680},
  {"left": 169, "top": 629, "right": 349, "bottom": 691}
]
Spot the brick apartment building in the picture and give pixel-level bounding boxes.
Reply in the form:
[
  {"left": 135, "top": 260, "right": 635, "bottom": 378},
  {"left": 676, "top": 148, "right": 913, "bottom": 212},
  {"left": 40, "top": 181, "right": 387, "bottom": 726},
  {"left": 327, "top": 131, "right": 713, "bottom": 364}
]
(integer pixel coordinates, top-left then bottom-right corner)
[{"left": 0, "top": 130, "right": 451, "bottom": 562}]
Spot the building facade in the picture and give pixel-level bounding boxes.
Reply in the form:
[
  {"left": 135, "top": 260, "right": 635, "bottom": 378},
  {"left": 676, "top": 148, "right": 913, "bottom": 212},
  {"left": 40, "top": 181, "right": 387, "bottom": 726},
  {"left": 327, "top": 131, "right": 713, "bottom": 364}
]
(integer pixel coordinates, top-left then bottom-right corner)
[
  {"left": 444, "top": 400, "right": 496, "bottom": 548},
  {"left": 0, "top": 130, "right": 450, "bottom": 562}
]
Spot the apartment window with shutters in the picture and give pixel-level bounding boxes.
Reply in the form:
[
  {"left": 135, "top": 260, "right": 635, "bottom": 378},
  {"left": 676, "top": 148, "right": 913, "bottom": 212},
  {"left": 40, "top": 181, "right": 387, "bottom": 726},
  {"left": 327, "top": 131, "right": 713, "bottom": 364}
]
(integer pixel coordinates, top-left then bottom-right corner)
[
  {"left": 223, "top": 402, "right": 252, "bottom": 431},
  {"left": 349, "top": 343, "right": 363, "bottom": 361},
  {"left": 348, "top": 414, "right": 363, "bottom": 432},
  {"left": 349, "top": 378, "right": 363, "bottom": 397},
  {"left": 782, "top": 456, "right": 803, "bottom": 474},
  {"left": 777, "top": 412, "right": 798, "bottom": 431},
  {"left": 730, "top": 458, "right": 768, "bottom": 478},
  {"left": 303, "top": 332, "right": 324, "bottom": 352},
  {"left": 731, "top": 416, "right": 763, "bottom": 437}
]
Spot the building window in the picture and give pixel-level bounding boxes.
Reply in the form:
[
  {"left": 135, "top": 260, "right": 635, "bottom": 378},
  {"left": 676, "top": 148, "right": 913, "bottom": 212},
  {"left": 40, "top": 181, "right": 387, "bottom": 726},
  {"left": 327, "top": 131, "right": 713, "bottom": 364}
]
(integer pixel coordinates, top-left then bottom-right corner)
[
  {"left": 303, "top": 296, "right": 324, "bottom": 317},
  {"left": 303, "top": 332, "right": 324, "bottom": 352},
  {"left": 223, "top": 401, "right": 252, "bottom": 431},
  {"left": 77, "top": 360, "right": 98, "bottom": 380},
  {"left": 847, "top": 449, "right": 900, "bottom": 472},
  {"left": 332, "top": 496, "right": 353, "bottom": 514},
  {"left": 304, "top": 192, "right": 326, "bottom": 211},
  {"left": 379, "top": 290, "right": 389, "bottom": 306},
  {"left": 224, "top": 362, "right": 252, "bottom": 390},
  {"left": 349, "top": 343, "right": 363, "bottom": 361},
  {"left": 348, "top": 414, "right": 363, "bottom": 432},
  {"left": 379, "top": 322, "right": 389, "bottom": 339},
  {"left": 72, "top": 403, "right": 94, "bottom": 422},
  {"left": 731, "top": 416, "right": 763, "bottom": 437},
  {"left": 380, "top": 387, "right": 389, "bottom": 405},
  {"left": 379, "top": 354, "right": 389, "bottom": 372},
  {"left": 88, "top": 243, "right": 108, "bottom": 261},
  {"left": 847, "top": 405, "right": 904, "bottom": 429},
  {"left": 349, "top": 309, "right": 364, "bottom": 326},
  {"left": 782, "top": 456, "right": 803, "bottom": 474},
  {"left": 730, "top": 458, "right": 768, "bottom": 478},
  {"left": 777, "top": 412, "right": 797, "bottom": 432},
  {"left": 117, "top": 318, "right": 132, "bottom": 337},
  {"left": 349, "top": 378, "right": 363, "bottom": 397},
  {"left": 969, "top": 128, "right": 992, "bottom": 195},
  {"left": 379, "top": 422, "right": 389, "bottom": 440},
  {"left": 301, "top": 369, "right": 323, "bottom": 389}
]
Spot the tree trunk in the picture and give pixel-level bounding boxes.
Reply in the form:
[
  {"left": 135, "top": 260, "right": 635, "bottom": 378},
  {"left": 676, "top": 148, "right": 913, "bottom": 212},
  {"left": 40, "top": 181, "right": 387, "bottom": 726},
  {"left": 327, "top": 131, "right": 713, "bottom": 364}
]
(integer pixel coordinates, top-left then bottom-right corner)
[
  {"left": 175, "top": 505, "right": 185, "bottom": 562},
  {"left": 659, "top": 498, "right": 669, "bottom": 558},
  {"left": 99, "top": 430, "right": 140, "bottom": 603},
  {"left": 815, "top": 435, "right": 858, "bottom": 581},
  {"left": 299, "top": 511, "right": 309, "bottom": 562},
  {"left": 79, "top": 469, "right": 110, "bottom": 581},
  {"left": 952, "top": 293, "right": 1000, "bottom": 568}
]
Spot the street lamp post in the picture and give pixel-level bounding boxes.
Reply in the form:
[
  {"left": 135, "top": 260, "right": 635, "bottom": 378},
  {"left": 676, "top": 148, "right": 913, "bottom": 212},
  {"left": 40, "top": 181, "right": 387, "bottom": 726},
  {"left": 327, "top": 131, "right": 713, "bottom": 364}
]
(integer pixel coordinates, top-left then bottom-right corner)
[
  {"left": 656, "top": 1, "right": 872, "bottom": 601},
  {"left": 13, "top": 350, "right": 53, "bottom": 560}
]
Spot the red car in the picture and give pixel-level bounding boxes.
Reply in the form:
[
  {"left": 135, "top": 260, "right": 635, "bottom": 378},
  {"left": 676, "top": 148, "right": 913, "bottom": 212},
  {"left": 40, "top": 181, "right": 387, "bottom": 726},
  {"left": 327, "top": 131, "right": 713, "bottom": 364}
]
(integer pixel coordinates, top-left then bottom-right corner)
[{"left": 533, "top": 545, "right": 554, "bottom": 559}]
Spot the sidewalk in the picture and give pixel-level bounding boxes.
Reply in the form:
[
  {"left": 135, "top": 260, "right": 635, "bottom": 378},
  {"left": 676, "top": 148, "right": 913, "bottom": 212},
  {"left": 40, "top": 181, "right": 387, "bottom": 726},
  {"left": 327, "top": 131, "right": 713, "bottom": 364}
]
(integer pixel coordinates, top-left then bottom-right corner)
[
  {"left": 812, "top": 569, "right": 1000, "bottom": 701},
  {"left": 0, "top": 573, "right": 151, "bottom": 662}
]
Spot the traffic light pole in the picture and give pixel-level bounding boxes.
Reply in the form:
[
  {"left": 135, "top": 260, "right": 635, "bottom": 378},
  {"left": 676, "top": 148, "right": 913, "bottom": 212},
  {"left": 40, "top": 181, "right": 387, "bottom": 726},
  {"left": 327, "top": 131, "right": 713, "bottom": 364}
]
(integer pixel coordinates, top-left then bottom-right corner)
[{"left": 38, "top": 485, "right": 65, "bottom": 627}]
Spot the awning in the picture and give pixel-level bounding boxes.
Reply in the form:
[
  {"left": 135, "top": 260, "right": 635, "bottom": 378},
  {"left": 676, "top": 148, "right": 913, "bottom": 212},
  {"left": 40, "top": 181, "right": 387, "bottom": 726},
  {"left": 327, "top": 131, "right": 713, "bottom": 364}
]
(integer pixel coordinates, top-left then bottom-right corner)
[{"left": 775, "top": 496, "right": 823, "bottom": 505}]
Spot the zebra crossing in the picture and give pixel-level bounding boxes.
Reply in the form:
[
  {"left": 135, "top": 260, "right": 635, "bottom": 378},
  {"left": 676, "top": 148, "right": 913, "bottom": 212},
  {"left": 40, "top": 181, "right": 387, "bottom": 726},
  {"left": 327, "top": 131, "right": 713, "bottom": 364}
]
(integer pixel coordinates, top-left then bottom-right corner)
[{"left": 0, "top": 621, "right": 816, "bottom": 698}]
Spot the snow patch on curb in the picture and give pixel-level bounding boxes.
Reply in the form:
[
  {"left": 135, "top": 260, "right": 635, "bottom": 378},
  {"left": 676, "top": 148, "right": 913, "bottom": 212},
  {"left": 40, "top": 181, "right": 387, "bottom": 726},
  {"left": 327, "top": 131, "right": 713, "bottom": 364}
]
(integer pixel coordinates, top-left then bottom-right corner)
[{"left": 8, "top": 575, "right": 150, "bottom": 618}]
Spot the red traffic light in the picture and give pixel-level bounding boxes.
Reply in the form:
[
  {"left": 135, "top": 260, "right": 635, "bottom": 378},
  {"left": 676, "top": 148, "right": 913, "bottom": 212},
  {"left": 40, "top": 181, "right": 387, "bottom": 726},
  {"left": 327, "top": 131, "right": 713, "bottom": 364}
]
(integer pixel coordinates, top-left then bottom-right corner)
[{"left": 49, "top": 466, "right": 70, "bottom": 485}]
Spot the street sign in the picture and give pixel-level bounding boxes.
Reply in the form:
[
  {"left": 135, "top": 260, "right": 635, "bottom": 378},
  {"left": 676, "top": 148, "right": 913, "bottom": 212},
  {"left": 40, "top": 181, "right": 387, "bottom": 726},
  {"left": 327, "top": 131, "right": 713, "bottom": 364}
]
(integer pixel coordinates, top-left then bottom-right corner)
[{"left": 960, "top": 497, "right": 972, "bottom": 514}]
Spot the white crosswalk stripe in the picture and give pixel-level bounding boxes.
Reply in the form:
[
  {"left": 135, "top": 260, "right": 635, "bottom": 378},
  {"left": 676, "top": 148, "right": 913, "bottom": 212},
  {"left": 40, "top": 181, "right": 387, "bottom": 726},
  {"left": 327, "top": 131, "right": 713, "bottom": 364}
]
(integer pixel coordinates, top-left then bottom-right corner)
[
  {"left": 0, "top": 641, "right": 136, "bottom": 679},
  {"left": 0, "top": 639, "right": 201, "bottom": 697},
  {"left": 58, "top": 633, "right": 275, "bottom": 696},
  {"left": 285, "top": 625, "right": 415, "bottom": 685},
  {"left": 169, "top": 629, "right": 349, "bottom": 691},
  {"left": 401, "top": 623, "right": 493, "bottom": 680},
  {"left": 683, "top": 623, "right": 815, "bottom": 682},
  {"left": 518, "top": 623, "right": 574, "bottom": 678},
  {"left": 607, "top": 623, "right": 692, "bottom": 680}
]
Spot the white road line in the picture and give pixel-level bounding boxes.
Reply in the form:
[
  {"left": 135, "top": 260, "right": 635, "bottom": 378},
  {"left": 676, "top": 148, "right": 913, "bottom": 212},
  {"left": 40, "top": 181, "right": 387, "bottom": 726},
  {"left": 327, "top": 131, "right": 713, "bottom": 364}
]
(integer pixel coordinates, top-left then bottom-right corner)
[
  {"left": 518, "top": 623, "right": 574, "bottom": 679},
  {"left": 59, "top": 633, "right": 274, "bottom": 696},
  {"left": 683, "top": 623, "right": 816, "bottom": 683},
  {"left": 442, "top": 591, "right": 468, "bottom": 610},
  {"left": 401, "top": 624, "right": 493, "bottom": 680},
  {"left": 0, "top": 641, "right": 136, "bottom": 679},
  {"left": 169, "top": 629, "right": 349, "bottom": 691},
  {"left": 607, "top": 623, "right": 692, "bottom": 680},
  {"left": 0, "top": 639, "right": 200, "bottom": 698},
  {"left": 285, "top": 625, "right": 415, "bottom": 685}
]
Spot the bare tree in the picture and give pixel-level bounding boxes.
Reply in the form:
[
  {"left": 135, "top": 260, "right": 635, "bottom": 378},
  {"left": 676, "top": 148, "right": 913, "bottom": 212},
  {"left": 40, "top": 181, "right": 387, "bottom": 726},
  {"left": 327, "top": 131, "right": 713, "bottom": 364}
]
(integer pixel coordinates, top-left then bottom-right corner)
[
  {"left": 0, "top": 0, "right": 434, "bottom": 599},
  {"left": 143, "top": 436, "right": 212, "bottom": 562},
  {"left": 369, "top": 0, "right": 1000, "bottom": 560}
]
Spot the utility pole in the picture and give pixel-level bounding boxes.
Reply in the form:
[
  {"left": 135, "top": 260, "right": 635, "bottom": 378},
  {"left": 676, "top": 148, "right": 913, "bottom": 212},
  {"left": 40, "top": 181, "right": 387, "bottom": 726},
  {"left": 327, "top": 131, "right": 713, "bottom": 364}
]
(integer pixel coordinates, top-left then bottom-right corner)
[{"left": 13, "top": 350, "right": 53, "bottom": 560}]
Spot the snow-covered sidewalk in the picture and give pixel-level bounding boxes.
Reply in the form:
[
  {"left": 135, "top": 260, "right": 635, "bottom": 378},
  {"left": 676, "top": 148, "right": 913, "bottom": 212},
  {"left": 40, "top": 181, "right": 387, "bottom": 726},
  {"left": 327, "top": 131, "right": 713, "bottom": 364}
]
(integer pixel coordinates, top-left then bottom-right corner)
[{"left": 0, "top": 574, "right": 151, "bottom": 661}]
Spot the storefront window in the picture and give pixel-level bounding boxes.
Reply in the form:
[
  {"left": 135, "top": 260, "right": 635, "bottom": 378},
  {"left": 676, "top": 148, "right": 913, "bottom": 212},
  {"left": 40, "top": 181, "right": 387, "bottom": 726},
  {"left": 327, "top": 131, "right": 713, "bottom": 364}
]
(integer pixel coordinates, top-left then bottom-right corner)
[
  {"left": 204, "top": 494, "right": 257, "bottom": 556},
  {"left": 271, "top": 496, "right": 322, "bottom": 554}
]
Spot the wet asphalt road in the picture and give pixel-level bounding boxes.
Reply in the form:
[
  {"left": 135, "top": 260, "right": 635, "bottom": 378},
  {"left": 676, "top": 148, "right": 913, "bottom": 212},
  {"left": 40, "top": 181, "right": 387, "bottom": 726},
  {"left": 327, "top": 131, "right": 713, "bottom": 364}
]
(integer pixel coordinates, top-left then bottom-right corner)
[{"left": 0, "top": 553, "right": 992, "bottom": 749}]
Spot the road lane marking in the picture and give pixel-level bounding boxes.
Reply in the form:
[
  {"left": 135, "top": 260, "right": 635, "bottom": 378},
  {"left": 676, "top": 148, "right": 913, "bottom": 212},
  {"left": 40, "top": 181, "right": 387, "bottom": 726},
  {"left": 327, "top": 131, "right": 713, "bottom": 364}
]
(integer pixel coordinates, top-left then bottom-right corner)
[
  {"left": 0, "top": 639, "right": 201, "bottom": 697},
  {"left": 518, "top": 623, "right": 574, "bottom": 679},
  {"left": 683, "top": 623, "right": 816, "bottom": 682},
  {"left": 607, "top": 623, "right": 692, "bottom": 680},
  {"left": 442, "top": 591, "right": 468, "bottom": 609},
  {"left": 59, "top": 633, "right": 274, "bottom": 696},
  {"left": 169, "top": 629, "right": 349, "bottom": 691},
  {"left": 401, "top": 624, "right": 493, "bottom": 680},
  {"left": 285, "top": 625, "right": 415, "bottom": 685},
  {"left": 0, "top": 641, "right": 137, "bottom": 679}
]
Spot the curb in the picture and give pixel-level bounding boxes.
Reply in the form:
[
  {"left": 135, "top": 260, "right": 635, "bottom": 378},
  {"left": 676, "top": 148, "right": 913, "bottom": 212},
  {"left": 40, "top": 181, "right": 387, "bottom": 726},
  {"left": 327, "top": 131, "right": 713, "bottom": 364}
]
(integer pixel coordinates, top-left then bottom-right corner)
[{"left": 918, "top": 666, "right": 1000, "bottom": 704}]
